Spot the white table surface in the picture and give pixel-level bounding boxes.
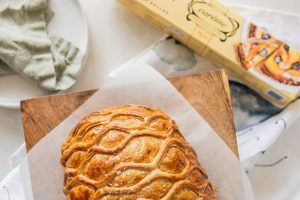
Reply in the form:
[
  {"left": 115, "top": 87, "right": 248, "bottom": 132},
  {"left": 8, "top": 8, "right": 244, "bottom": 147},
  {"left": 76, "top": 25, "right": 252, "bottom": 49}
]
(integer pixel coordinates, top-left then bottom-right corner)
[{"left": 0, "top": 0, "right": 299, "bottom": 198}]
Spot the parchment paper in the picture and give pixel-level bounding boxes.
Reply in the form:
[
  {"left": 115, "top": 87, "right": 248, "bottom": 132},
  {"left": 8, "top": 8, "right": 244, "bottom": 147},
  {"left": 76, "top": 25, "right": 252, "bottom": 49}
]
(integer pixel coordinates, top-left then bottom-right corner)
[{"left": 27, "top": 62, "right": 255, "bottom": 199}]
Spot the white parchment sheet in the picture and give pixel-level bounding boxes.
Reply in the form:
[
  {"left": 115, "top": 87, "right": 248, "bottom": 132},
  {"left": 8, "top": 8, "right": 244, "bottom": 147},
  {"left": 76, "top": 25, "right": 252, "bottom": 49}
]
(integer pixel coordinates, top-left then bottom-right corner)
[{"left": 27, "top": 62, "right": 255, "bottom": 199}]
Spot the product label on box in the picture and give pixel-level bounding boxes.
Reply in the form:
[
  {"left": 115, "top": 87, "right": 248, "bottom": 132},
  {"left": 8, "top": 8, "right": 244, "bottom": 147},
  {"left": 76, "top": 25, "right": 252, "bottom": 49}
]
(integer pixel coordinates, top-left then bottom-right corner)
[{"left": 187, "top": 1, "right": 240, "bottom": 42}]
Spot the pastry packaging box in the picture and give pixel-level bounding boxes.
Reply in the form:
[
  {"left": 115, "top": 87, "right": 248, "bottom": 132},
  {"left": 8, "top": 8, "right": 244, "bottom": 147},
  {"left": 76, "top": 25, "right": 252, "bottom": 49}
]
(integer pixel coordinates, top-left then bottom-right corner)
[{"left": 118, "top": 0, "right": 300, "bottom": 108}]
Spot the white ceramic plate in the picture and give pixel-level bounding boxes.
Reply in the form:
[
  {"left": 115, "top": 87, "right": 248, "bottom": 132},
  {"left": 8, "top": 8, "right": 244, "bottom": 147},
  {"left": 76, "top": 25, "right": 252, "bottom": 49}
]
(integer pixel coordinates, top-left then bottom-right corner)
[{"left": 0, "top": 0, "right": 88, "bottom": 109}]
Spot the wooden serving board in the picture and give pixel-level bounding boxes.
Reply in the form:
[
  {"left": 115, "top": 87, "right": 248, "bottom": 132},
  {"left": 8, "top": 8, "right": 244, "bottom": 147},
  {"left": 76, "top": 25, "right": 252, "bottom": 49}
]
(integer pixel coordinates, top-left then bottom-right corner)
[{"left": 21, "top": 70, "right": 238, "bottom": 156}]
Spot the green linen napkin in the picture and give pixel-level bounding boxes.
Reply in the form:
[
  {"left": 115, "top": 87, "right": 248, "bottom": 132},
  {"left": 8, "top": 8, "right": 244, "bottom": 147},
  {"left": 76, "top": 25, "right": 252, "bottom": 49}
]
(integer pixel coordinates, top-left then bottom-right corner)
[
  {"left": 0, "top": 60, "right": 15, "bottom": 76},
  {"left": 50, "top": 34, "right": 84, "bottom": 90},
  {"left": 0, "top": 0, "right": 83, "bottom": 90}
]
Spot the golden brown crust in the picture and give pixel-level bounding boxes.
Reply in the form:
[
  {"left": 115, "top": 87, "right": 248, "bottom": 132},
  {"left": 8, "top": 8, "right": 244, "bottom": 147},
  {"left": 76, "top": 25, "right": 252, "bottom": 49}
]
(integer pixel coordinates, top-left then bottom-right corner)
[
  {"left": 236, "top": 43, "right": 249, "bottom": 70},
  {"left": 261, "top": 65, "right": 300, "bottom": 86},
  {"left": 247, "top": 23, "right": 282, "bottom": 45},
  {"left": 261, "top": 44, "right": 300, "bottom": 86},
  {"left": 236, "top": 42, "right": 278, "bottom": 70},
  {"left": 61, "top": 105, "right": 215, "bottom": 200}
]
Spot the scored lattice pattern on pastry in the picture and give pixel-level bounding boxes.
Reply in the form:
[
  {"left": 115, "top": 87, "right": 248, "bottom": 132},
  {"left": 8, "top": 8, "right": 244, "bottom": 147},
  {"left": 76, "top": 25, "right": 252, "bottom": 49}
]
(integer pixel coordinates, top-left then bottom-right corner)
[{"left": 61, "top": 105, "right": 215, "bottom": 200}]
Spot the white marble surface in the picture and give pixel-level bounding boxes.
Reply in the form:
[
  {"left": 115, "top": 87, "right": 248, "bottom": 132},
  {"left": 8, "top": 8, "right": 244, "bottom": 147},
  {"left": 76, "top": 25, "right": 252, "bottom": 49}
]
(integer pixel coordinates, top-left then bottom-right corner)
[{"left": 0, "top": 0, "right": 299, "bottom": 199}]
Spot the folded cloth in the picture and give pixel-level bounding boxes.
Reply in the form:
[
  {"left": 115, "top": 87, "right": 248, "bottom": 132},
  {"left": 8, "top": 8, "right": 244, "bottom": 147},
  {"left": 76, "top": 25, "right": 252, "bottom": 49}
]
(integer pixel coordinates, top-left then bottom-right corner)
[
  {"left": 50, "top": 34, "right": 84, "bottom": 90},
  {"left": 0, "top": 0, "right": 83, "bottom": 90},
  {"left": 248, "top": 118, "right": 300, "bottom": 200},
  {"left": 0, "top": 60, "right": 15, "bottom": 76}
]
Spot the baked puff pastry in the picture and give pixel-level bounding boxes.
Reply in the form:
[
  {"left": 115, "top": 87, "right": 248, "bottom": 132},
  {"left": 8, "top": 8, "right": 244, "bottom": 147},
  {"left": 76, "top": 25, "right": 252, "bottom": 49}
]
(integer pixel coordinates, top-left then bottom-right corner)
[{"left": 61, "top": 105, "right": 215, "bottom": 200}]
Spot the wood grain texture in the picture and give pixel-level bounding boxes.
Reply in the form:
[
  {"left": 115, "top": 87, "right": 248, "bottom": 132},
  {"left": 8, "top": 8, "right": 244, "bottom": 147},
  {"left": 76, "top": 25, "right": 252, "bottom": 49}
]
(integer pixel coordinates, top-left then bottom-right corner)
[
  {"left": 169, "top": 70, "right": 237, "bottom": 156},
  {"left": 21, "top": 70, "right": 238, "bottom": 156},
  {"left": 21, "top": 90, "right": 97, "bottom": 151}
]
